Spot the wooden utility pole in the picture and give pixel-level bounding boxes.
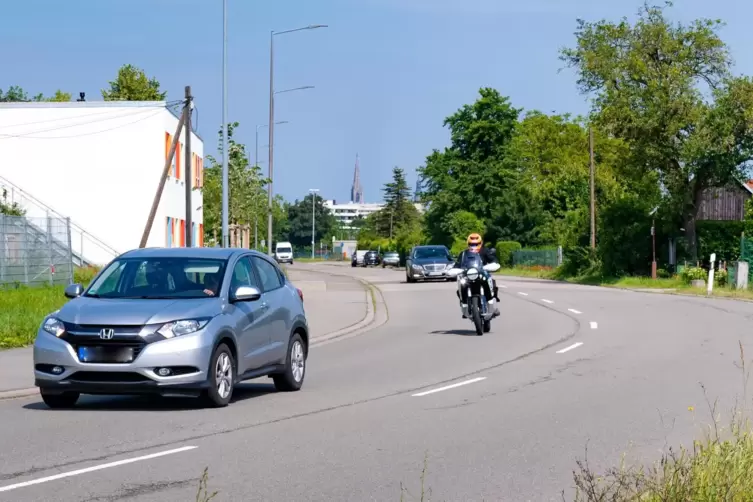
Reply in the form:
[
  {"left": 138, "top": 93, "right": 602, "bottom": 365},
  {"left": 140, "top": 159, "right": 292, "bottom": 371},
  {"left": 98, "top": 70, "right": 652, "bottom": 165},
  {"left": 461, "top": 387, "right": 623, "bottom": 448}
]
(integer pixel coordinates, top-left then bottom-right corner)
[
  {"left": 139, "top": 93, "right": 188, "bottom": 248},
  {"left": 184, "top": 86, "right": 193, "bottom": 247},
  {"left": 589, "top": 126, "right": 596, "bottom": 249}
]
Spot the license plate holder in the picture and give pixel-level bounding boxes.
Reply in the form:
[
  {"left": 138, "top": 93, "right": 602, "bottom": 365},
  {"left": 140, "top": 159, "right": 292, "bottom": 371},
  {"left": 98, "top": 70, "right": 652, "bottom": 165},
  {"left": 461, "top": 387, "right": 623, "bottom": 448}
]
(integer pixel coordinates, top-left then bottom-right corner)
[
  {"left": 77, "top": 346, "right": 135, "bottom": 363},
  {"left": 427, "top": 271, "right": 443, "bottom": 276}
]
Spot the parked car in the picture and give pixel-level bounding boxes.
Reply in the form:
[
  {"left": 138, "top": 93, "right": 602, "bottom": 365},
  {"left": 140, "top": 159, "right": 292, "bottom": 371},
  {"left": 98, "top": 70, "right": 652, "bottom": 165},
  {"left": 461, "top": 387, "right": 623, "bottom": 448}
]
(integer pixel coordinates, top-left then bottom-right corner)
[
  {"left": 363, "top": 250, "right": 380, "bottom": 267},
  {"left": 275, "top": 241, "right": 294, "bottom": 264},
  {"left": 382, "top": 251, "right": 400, "bottom": 268},
  {"left": 33, "top": 247, "right": 309, "bottom": 409},
  {"left": 405, "top": 245, "right": 455, "bottom": 283},
  {"left": 351, "top": 250, "right": 367, "bottom": 267}
]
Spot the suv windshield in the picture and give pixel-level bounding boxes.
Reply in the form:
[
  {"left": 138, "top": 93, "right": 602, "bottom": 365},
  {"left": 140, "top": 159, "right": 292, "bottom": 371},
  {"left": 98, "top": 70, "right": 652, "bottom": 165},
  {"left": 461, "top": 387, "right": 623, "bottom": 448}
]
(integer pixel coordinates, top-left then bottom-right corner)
[
  {"left": 414, "top": 247, "right": 451, "bottom": 260},
  {"left": 85, "top": 257, "right": 228, "bottom": 299}
]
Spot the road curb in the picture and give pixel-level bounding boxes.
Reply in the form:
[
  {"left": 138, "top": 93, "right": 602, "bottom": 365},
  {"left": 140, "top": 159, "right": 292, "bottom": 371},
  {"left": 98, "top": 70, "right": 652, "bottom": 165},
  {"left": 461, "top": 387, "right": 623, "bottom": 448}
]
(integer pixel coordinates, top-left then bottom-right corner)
[{"left": 0, "top": 268, "right": 387, "bottom": 401}]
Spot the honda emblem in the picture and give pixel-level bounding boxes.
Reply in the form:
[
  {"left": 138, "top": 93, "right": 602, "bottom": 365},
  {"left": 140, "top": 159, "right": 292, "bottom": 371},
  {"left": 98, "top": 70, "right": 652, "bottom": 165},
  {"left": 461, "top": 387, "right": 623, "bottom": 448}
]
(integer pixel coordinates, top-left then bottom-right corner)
[{"left": 99, "top": 328, "right": 115, "bottom": 340}]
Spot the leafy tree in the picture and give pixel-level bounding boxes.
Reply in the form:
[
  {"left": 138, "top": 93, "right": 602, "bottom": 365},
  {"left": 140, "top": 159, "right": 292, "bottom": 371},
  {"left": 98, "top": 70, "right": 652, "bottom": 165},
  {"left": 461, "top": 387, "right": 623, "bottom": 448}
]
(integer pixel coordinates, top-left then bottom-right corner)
[
  {"left": 560, "top": 2, "right": 753, "bottom": 260},
  {"left": 419, "top": 88, "right": 521, "bottom": 244},
  {"left": 102, "top": 64, "right": 167, "bottom": 101},
  {"left": 0, "top": 86, "right": 71, "bottom": 102},
  {"left": 0, "top": 188, "right": 25, "bottom": 216},
  {"left": 283, "top": 194, "right": 337, "bottom": 248},
  {"left": 373, "top": 167, "right": 420, "bottom": 237},
  {"left": 202, "top": 122, "right": 283, "bottom": 248}
]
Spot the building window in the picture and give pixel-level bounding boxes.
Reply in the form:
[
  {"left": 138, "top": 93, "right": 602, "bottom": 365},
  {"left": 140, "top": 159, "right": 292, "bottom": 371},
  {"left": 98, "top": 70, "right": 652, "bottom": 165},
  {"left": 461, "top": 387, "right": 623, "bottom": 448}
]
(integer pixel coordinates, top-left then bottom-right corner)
[{"left": 176, "top": 143, "right": 182, "bottom": 180}]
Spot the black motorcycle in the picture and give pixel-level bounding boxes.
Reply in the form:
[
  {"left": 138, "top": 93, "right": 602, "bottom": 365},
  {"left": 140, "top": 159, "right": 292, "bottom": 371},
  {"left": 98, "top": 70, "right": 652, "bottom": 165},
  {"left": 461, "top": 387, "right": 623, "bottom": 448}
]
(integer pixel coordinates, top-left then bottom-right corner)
[{"left": 448, "top": 253, "right": 501, "bottom": 336}]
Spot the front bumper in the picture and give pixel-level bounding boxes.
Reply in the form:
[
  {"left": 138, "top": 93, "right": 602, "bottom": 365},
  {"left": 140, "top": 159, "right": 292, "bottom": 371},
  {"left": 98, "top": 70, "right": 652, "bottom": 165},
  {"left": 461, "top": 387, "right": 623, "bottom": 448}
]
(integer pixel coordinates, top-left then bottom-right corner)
[
  {"left": 409, "top": 266, "right": 453, "bottom": 280},
  {"left": 33, "top": 329, "right": 214, "bottom": 397},
  {"left": 276, "top": 256, "right": 294, "bottom": 263}
]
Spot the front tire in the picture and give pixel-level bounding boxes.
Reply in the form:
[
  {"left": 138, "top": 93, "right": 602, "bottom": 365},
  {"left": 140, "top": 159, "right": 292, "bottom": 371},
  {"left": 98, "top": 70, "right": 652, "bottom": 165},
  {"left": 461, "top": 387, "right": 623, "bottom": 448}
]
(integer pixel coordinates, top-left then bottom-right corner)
[
  {"left": 470, "top": 296, "right": 483, "bottom": 336},
  {"left": 40, "top": 390, "right": 80, "bottom": 409},
  {"left": 273, "top": 333, "right": 307, "bottom": 392},
  {"left": 203, "top": 343, "right": 235, "bottom": 408}
]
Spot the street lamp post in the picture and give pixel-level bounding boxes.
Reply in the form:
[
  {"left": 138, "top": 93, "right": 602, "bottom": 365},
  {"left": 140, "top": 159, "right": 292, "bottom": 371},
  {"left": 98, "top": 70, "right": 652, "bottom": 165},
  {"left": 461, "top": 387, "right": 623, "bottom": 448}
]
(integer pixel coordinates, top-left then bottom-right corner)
[
  {"left": 221, "top": 0, "right": 229, "bottom": 247},
  {"left": 310, "top": 189, "right": 319, "bottom": 259},
  {"left": 267, "top": 24, "right": 328, "bottom": 256},
  {"left": 255, "top": 121, "right": 289, "bottom": 168}
]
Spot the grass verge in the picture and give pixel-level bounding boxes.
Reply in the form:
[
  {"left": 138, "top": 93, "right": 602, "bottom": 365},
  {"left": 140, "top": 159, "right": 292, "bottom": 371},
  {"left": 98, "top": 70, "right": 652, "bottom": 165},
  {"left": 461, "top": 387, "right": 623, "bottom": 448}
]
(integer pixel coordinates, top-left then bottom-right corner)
[
  {"left": 495, "top": 266, "right": 753, "bottom": 300},
  {"left": 567, "top": 341, "right": 753, "bottom": 501},
  {"left": 0, "top": 266, "right": 100, "bottom": 349}
]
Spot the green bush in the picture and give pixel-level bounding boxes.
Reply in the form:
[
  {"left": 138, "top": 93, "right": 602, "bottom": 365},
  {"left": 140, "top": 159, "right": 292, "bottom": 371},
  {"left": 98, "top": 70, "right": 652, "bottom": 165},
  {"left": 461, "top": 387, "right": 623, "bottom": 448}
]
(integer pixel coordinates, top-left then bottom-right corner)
[
  {"left": 560, "top": 246, "right": 602, "bottom": 277},
  {"left": 494, "top": 241, "right": 522, "bottom": 267},
  {"left": 450, "top": 238, "right": 467, "bottom": 257},
  {"left": 715, "top": 268, "right": 728, "bottom": 287},
  {"left": 696, "top": 220, "right": 746, "bottom": 263},
  {"left": 681, "top": 266, "right": 707, "bottom": 283}
]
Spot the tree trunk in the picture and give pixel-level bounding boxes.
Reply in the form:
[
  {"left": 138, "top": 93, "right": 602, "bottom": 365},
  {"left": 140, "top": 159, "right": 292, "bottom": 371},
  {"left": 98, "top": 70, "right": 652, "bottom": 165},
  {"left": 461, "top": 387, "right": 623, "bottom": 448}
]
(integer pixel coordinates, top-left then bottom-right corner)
[{"left": 684, "top": 181, "right": 704, "bottom": 262}]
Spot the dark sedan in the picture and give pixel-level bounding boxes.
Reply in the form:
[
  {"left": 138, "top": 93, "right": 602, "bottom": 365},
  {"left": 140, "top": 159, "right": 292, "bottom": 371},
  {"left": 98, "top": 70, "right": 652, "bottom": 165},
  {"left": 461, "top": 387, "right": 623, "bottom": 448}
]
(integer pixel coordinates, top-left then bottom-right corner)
[
  {"left": 363, "top": 250, "right": 380, "bottom": 267},
  {"left": 405, "top": 245, "right": 454, "bottom": 283}
]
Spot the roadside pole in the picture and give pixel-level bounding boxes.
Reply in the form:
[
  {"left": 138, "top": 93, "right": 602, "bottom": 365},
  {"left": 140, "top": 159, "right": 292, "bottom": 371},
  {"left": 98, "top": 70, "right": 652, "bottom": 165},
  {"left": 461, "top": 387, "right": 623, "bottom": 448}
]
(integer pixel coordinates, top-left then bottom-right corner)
[{"left": 184, "top": 86, "right": 193, "bottom": 247}]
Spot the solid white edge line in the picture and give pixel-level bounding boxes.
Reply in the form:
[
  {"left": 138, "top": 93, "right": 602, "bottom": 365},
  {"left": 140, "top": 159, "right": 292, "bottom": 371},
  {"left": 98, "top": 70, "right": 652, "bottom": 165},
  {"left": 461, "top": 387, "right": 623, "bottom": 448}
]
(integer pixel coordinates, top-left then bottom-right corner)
[
  {"left": 412, "top": 377, "right": 487, "bottom": 397},
  {"left": 541, "top": 299, "right": 554, "bottom": 304},
  {"left": 568, "top": 308, "right": 582, "bottom": 314},
  {"left": 0, "top": 446, "right": 198, "bottom": 493},
  {"left": 556, "top": 342, "right": 583, "bottom": 354},
  {"left": 590, "top": 321, "right": 598, "bottom": 329},
  {"left": 518, "top": 292, "right": 528, "bottom": 296}
]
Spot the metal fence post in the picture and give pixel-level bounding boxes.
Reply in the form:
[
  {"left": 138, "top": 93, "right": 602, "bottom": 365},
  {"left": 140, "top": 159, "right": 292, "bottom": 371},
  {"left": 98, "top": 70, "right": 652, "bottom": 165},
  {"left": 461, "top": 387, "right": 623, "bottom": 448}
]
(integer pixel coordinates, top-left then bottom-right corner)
[
  {"left": 0, "top": 215, "right": 5, "bottom": 285},
  {"left": 22, "top": 217, "right": 29, "bottom": 284},
  {"left": 47, "top": 214, "right": 54, "bottom": 286},
  {"left": 66, "top": 217, "right": 74, "bottom": 285}
]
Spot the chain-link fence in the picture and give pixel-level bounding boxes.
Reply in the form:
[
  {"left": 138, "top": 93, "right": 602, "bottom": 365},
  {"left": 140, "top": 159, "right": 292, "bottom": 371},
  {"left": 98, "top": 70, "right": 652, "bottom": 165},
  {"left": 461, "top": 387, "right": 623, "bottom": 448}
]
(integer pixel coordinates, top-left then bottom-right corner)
[
  {"left": 512, "top": 247, "right": 563, "bottom": 268},
  {"left": 0, "top": 214, "right": 74, "bottom": 287}
]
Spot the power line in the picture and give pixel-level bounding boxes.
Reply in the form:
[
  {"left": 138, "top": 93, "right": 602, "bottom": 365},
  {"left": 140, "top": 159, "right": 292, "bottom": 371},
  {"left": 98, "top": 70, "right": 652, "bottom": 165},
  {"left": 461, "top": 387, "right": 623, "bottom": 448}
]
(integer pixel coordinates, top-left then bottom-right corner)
[
  {"left": 0, "top": 107, "right": 164, "bottom": 140},
  {"left": 0, "top": 100, "right": 183, "bottom": 131}
]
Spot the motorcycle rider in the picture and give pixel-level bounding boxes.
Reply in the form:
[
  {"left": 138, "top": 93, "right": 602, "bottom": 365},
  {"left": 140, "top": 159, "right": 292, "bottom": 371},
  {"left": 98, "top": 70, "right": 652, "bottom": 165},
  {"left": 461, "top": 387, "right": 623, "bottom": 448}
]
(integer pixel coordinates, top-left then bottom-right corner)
[{"left": 453, "top": 233, "right": 501, "bottom": 317}]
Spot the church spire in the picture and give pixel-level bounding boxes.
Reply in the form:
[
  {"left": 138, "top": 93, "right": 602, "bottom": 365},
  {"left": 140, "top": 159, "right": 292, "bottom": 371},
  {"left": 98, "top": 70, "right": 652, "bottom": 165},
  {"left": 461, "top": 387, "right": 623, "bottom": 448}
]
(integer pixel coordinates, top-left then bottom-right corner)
[{"left": 351, "top": 153, "right": 364, "bottom": 203}]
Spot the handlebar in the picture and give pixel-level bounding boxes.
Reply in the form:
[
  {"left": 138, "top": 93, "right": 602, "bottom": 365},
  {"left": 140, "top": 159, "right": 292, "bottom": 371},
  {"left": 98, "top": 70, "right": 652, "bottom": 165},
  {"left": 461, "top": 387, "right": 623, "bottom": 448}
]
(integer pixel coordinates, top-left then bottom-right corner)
[{"left": 447, "top": 262, "right": 500, "bottom": 277}]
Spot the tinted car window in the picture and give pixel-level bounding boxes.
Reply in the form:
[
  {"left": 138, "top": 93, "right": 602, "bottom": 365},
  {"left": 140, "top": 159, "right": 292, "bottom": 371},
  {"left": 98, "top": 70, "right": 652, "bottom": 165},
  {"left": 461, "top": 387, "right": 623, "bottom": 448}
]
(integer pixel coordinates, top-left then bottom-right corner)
[
  {"left": 230, "top": 257, "right": 257, "bottom": 292},
  {"left": 413, "top": 247, "right": 451, "bottom": 260},
  {"left": 252, "top": 256, "right": 283, "bottom": 292},
  {"left": 86, "top": 257, "right": 227, "bottom": 299}
]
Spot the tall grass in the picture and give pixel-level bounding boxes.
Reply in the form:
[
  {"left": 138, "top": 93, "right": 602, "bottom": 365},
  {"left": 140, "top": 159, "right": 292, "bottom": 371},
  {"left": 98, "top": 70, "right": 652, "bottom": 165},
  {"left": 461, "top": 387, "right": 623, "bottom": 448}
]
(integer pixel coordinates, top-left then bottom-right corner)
[
  {"left": 566, "top": 342, "right": 753, "bottom": 501},
  {"left": 0, "top": 266, "right": 100, "bottom": 349}
]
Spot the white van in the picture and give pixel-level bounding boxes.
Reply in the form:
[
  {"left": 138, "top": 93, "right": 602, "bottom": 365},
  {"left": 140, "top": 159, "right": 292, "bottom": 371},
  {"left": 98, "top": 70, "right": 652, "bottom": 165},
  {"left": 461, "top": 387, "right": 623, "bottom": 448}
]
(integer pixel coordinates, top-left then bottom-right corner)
[{"left": 275, "top": 242, "right": 294, "bottom": 264}]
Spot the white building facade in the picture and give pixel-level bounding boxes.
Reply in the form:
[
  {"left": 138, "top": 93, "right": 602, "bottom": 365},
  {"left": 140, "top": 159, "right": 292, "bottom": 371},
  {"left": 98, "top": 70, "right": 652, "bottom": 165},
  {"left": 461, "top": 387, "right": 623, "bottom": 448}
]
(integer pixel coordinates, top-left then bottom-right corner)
[
  {"left": 0, "top": 101, "right": 204, "bottom": 266},
  {"left": 323, "top": 199, "right": 425, "bottom": 229}
]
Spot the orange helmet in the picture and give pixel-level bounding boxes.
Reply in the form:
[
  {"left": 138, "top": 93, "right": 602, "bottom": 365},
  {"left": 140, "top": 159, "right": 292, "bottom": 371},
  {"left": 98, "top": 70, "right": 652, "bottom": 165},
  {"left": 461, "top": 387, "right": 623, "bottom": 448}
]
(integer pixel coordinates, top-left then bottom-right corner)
[{"left": 467, "top": 233, "right": 482, "bottom": 252}]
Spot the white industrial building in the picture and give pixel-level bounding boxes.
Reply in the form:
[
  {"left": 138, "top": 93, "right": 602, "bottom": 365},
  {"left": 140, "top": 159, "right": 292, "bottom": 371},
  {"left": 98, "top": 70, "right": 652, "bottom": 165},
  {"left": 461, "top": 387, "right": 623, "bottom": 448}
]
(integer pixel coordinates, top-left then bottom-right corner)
[
  {"left": 0, "top": 100, "right": 204, "bottom": 266},
  {"left": 323, "top": 199, "right": 425, "bottom": 230}
]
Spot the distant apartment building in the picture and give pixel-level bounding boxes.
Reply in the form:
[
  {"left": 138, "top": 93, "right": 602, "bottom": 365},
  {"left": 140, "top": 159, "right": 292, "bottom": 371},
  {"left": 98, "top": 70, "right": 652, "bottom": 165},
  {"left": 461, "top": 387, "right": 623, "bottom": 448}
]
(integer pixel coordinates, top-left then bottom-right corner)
[
  {"left": 323, "top": 200, "right": 384, "bottom": 228},
  {"left": 0, "top": 100, "right": 204, "bottom": 266}
]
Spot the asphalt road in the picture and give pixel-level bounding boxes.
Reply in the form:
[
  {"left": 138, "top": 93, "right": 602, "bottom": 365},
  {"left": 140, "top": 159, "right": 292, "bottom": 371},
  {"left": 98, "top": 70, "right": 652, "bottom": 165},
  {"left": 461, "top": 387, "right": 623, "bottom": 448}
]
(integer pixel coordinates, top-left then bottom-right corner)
[{"left": 1, "top": 263, "right": 752, "bottom": 501}]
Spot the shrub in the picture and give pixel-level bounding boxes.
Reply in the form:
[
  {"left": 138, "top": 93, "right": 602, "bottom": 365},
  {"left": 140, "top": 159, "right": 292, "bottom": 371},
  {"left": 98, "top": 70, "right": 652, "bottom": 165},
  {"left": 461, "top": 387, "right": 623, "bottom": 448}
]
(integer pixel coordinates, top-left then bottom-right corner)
[
  {"left": 681, "top": 266, "right": 707, "bottom": 283},
  {"left": 450, "top": 238, "right": 467, "bottom": 257},
  {"left": 74, "top": 265, "right": 101, "bottom": 285},
  {"left": 715, "top": 268, "right": 728, "bottom": 287},
  {"left": 495, "top": 241, "right": 522, "bottom": 267},
  {"left": 561, "top": 246, "right": 602, "bottom": 277}
]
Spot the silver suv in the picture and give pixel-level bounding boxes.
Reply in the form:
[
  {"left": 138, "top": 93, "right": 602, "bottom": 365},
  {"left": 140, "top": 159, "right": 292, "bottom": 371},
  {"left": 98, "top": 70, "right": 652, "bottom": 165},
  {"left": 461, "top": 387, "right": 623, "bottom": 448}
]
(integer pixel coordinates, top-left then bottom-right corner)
[{"left": 33, "top": 247, "right": 309, "bottom": 409}]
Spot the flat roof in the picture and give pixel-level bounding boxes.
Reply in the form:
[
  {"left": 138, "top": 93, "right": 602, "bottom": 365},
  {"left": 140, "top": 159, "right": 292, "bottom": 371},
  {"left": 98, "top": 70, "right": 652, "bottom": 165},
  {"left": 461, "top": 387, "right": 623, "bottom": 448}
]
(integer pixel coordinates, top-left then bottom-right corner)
[{"left": 0, "top": 100, "right": 203, "bottom": 142}]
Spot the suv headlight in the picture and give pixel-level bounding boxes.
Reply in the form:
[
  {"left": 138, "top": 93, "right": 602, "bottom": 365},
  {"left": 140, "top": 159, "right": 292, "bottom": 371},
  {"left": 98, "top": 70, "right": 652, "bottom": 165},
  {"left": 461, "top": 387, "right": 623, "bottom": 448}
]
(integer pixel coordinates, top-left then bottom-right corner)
[
  {"left": 42, "top": 317, "right": 65, "bottom": 337},
  {"left": 157, "top": 319, "right": 209, "bottom": 339}
]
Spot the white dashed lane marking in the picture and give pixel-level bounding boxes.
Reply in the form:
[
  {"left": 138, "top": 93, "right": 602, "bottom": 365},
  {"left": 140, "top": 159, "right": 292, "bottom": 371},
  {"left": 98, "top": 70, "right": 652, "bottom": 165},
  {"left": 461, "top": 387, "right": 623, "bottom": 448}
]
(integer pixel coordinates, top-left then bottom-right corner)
[
  {"left": 568, "top": 308, "right": 582, "bottom": 314},
  {"left": 412, "top": 377, "right": 487, "bottom": 397},
  {"left": 541, "top": 299, "right": 554, "bottom": 304},
  {"left": 590, "top": 322, "right": 598, "bottom": 329},
  {"left": 556, "top": 342, "right": 583, "bottom": 354},
  {"left": 518, "top": 292, "right": 528, "bottom": 296}
]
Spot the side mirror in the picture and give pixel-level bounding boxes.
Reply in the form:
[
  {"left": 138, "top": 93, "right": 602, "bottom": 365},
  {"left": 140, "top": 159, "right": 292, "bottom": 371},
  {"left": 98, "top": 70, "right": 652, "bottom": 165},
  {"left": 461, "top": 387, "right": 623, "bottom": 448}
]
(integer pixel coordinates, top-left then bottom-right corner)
[
  {"left": 64, "top": 283, "right": 84, "bottom": 299},
  {"left": 231, "top": 286, "right": 262, "bottom": 303},
  {"left": 483, "top": 263, "right": 501, "bottom": 273},
  {"left": 447, "top": 268, "right": 463, "bottom": 277}
]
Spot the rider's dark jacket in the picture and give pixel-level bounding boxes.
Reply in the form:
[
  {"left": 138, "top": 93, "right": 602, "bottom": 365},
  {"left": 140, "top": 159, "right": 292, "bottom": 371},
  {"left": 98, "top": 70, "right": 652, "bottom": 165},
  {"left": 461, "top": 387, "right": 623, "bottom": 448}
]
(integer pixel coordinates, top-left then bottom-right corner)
[{"left": 453, "top": 247, "right": 498, "bottom": 269}]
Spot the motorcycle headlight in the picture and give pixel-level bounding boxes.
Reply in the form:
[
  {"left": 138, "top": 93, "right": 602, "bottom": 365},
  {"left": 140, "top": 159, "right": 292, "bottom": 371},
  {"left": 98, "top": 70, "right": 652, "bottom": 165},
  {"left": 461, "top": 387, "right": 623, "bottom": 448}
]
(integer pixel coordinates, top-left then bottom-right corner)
[
  {"left": 157, "top": 319, "right": 209, "bottom": 339},
  {"left": 42, "top": 317, "right": 65, "bottom": 338},
  {"left": 467, "top": 268, "right": 479, "bottom": 281}
]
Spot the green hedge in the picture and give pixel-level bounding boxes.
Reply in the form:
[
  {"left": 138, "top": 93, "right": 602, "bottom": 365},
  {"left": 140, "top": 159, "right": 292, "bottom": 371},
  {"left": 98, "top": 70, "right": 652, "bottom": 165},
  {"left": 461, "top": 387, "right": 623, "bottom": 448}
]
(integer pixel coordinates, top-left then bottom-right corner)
[{"left": 494, "top": 241, "right": 522, "bottom": 267}]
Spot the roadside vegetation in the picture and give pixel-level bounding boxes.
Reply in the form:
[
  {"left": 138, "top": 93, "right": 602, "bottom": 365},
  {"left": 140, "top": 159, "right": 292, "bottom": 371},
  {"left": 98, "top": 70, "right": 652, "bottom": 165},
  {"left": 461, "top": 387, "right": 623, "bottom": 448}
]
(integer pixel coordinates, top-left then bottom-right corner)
[{"left": 0, "top": 266, "right": 99, "bottom": 349}]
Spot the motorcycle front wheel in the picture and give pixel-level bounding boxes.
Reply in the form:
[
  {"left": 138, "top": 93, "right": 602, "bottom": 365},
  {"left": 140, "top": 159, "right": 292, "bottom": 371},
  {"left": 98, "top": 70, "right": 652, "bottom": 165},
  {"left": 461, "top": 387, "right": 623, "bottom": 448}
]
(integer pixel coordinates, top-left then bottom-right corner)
[{"left": 470, "top": 296, "right": 483, "bottom": 336}]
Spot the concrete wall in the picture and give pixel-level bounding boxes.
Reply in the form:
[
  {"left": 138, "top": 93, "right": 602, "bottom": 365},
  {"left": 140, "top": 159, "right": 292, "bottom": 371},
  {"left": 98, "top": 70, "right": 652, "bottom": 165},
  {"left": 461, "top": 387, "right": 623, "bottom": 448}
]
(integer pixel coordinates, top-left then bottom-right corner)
[{"left": 0, "top": 101, "right": 204, "bottom": 265}]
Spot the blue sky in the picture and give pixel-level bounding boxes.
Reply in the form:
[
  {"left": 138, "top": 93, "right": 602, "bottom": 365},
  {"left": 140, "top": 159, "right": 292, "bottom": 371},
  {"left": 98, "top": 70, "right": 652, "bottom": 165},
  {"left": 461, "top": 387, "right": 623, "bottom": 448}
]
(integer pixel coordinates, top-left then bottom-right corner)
[{"left": 2, "top": 0, "right": 749, "bottom": 205}]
